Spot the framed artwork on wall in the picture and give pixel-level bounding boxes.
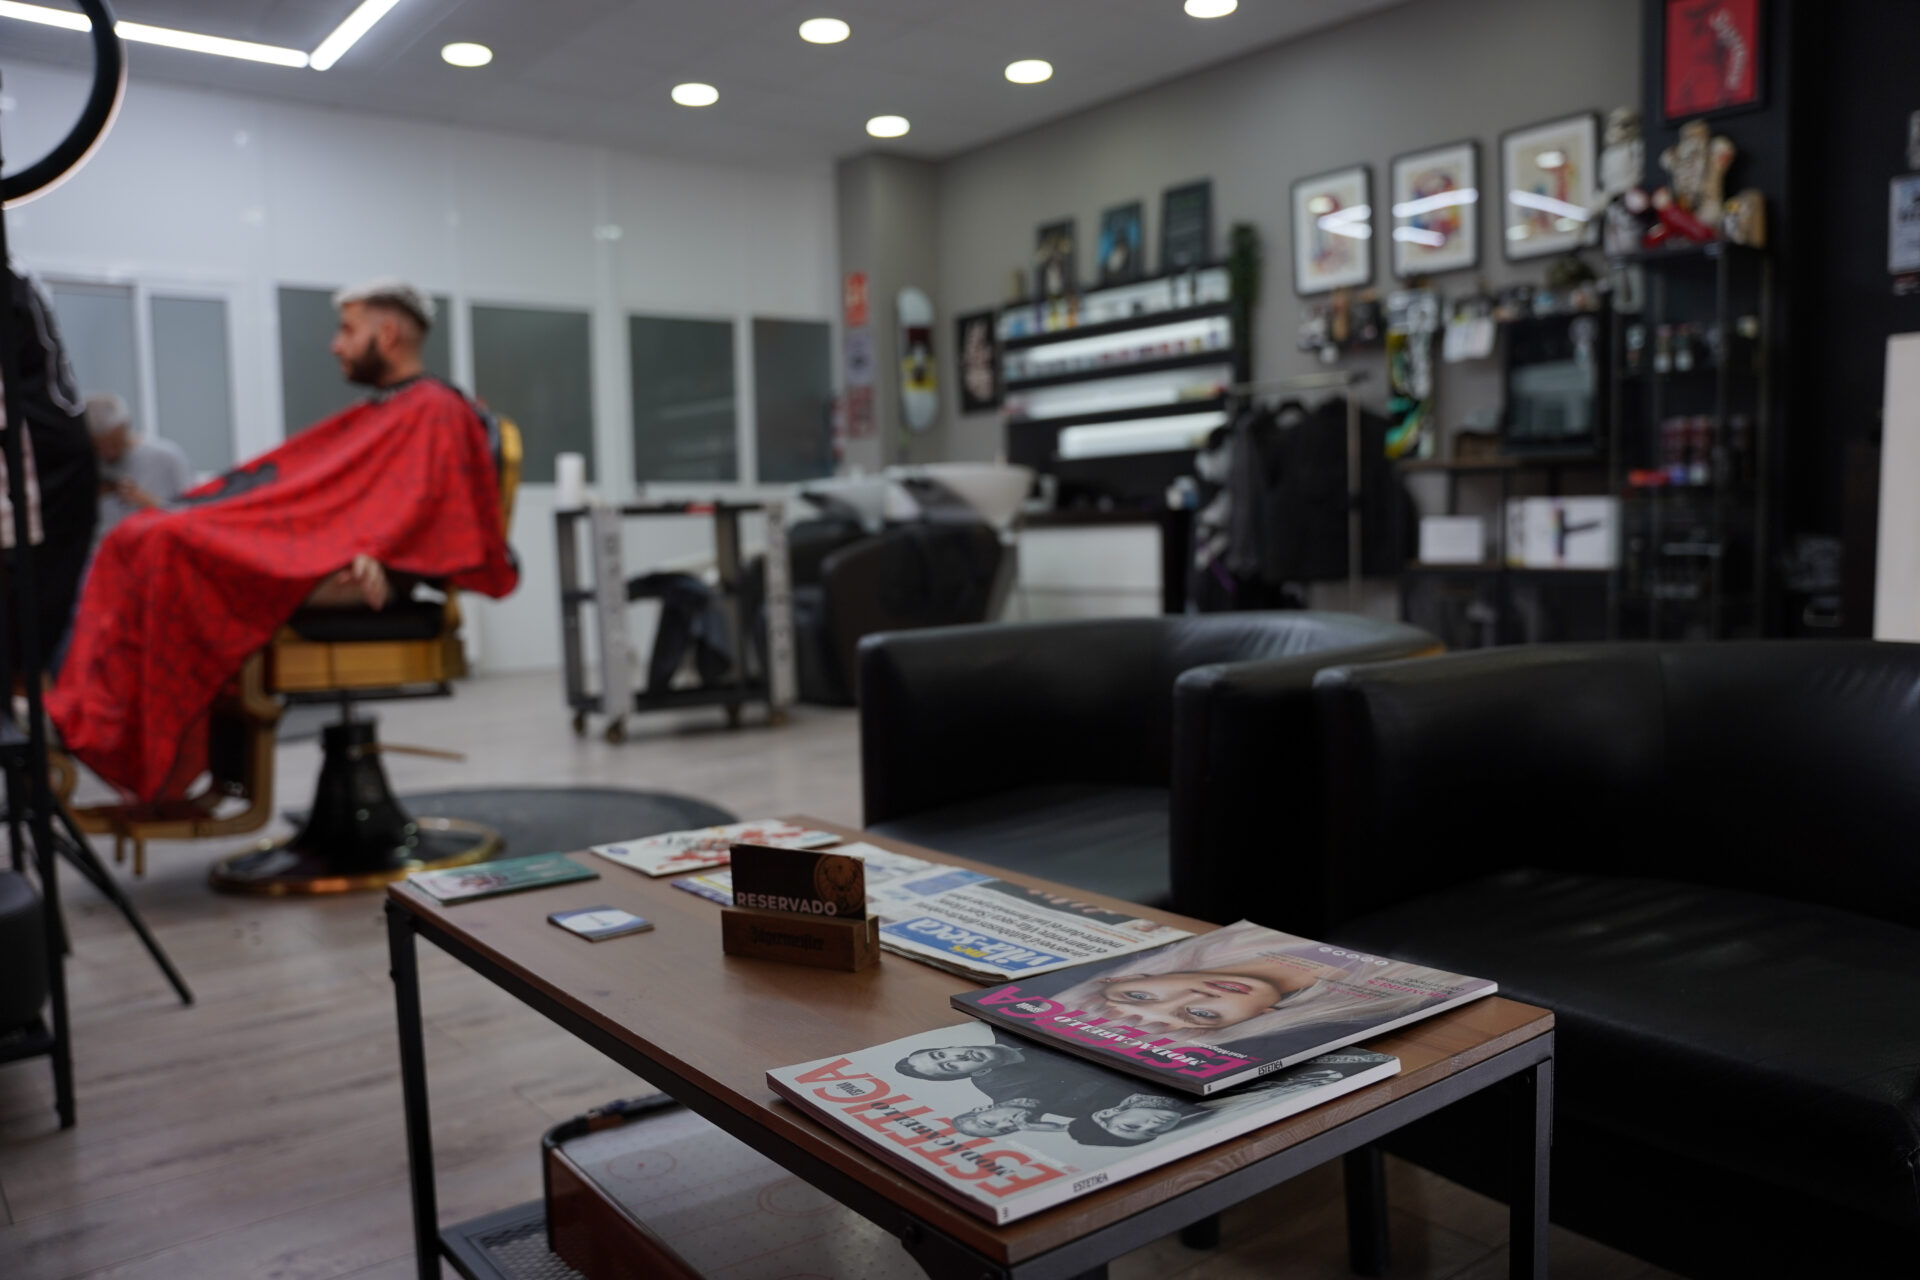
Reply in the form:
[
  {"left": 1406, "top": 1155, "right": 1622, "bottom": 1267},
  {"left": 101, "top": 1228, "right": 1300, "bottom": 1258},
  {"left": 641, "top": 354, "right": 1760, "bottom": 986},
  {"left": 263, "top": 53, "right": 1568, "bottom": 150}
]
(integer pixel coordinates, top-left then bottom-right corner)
[
  {"left": 1291, "top": 165, "right": 1373, "bottom": 295},
  {"left": 1390, "top": 141, "right": 1480, "bottom": 278},
  {"left": 1161, "top": 180, "right": 1213, "bottom": 271},
  {"left": 1034, "top": 219, "right": 1077, "bottom": 299},
  {"left": 954, "top": 309, "right": 1000, "bottom": 413},
  {"left": 1662, "top": 0, "right": 1764, "bottom": 123},
  {"left": 1500, "top": 113, "right": 1599, "bottom": 261},
  {"left": 1097, "top": 201, "right": 1145, "bottom": 285}
]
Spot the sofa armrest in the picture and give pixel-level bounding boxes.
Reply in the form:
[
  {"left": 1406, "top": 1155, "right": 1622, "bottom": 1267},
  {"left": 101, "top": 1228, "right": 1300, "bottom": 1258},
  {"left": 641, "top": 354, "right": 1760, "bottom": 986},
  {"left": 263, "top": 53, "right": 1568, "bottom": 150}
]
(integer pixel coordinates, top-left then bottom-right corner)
[
  {"left": 1312, "top": 645, "right": 1669, "bottom": 926},
  {"left": 859, "top": 619, "right": 1175, "bottom": 825},
  {"left": 1168, "top": 624, "right": 1439, "bottom": 931}
]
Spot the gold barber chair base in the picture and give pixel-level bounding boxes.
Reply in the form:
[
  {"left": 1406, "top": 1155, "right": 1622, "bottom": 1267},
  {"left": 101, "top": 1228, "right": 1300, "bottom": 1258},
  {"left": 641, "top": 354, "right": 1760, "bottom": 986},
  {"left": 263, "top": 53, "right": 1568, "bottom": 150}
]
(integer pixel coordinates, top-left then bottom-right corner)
[{"left": 210, "top": 817, "right": 499, "bottom": 896}]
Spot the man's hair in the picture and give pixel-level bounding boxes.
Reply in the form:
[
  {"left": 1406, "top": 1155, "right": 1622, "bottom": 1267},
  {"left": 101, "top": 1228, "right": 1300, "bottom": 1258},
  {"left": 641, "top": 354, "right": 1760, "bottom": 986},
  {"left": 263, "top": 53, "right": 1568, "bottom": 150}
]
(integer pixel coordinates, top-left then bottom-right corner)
[
  {"left": 83, "top": 391, "right": 132, "bottom": 436},
  {"left": 895, "top": 1052, "right": 949, "bottom": 1081},
  {"left": 333, "top": 278, "right": 434, "bottom": 335},
  {"left": 1067, "top": 1115, "right": 1143, "bottom": 1147}
]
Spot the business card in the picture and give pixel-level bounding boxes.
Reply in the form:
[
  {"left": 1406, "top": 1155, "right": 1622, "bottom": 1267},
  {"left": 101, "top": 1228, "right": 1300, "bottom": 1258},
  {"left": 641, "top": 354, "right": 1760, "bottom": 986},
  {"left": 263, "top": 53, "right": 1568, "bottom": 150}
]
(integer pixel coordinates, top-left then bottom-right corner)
[{"left": 548, "top": 905, "right": 655, "bottom": 941}]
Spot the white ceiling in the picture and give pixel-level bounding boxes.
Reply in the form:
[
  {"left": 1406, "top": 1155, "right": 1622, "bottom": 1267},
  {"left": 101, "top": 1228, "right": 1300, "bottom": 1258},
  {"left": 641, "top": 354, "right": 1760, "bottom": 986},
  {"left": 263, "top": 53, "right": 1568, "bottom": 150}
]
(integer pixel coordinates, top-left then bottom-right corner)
[{"left": 2, "top": 0, "right": 1412, "bottom": 169}]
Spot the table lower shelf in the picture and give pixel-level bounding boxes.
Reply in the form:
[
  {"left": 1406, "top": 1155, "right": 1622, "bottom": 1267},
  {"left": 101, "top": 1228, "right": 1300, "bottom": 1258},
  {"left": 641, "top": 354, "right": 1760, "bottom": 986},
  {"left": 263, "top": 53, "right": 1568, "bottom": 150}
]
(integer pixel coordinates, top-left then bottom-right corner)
[{"left": 441, "top": 1201, "right": 580, "bottom": 1280}]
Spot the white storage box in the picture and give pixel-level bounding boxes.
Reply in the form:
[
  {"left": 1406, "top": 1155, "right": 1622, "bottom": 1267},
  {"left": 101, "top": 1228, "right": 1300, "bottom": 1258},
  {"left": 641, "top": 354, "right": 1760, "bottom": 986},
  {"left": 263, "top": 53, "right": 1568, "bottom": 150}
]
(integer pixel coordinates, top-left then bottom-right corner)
[
  {"left": 1418, "top": 515, "right": 1489, "bottom": 565},
  {"left": 1504, "top": 497, "right": 1619, "bottom": 569}
]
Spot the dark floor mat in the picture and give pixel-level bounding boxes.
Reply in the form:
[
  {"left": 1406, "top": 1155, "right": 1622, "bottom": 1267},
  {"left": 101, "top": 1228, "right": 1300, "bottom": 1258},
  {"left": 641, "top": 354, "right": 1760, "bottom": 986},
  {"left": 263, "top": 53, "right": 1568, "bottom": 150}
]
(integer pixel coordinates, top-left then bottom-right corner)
[{"left": 286, "top": 786, "right": 735, "bottom": 857}]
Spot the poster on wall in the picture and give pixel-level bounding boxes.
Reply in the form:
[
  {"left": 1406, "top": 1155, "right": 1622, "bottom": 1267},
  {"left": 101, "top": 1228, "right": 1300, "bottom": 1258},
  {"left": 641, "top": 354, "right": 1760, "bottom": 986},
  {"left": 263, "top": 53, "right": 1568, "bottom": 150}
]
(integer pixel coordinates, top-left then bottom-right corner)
[
  {"left": 1500, "top": 113, "right": 1599, "bottom": 262},
  {"left": 1390, "top": 142, "right": 1479, "bottom": 279},
  {"left": 1097, "top": 201, "right": 1145, "bottom": 285},
  {"left": 954, "top": 309, "right": 1001, "bottom": 413},
  {"left": 1161, "top": 180, "right": 1213, "bottom": 271},
  {"left": 1291, "top": 165, "right": 1373, "bottom": 295},
  {"left": 1034, "top": 219, "right": 1077, "bottom": 299},
  {"left": 896, "top": 286, "right": 938, "bottom": 434},
  {"left": 1662, "top": 0, "right": 1764, "bottom": 123}
]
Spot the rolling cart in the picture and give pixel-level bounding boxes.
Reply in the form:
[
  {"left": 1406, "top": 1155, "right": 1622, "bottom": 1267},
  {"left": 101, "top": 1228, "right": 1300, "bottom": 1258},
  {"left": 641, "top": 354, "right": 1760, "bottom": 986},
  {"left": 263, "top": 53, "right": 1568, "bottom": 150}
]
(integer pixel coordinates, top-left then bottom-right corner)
[{"left": 556, "top": 501, "right": 794, "bottom": 742}]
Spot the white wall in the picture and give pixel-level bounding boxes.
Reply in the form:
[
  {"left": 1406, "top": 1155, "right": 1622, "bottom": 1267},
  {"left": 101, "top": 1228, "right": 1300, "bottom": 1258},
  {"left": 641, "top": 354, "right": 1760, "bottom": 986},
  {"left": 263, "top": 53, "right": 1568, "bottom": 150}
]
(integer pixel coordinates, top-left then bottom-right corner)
[{"left": 3, "top": 61, "right": 837, "bottom": 671}]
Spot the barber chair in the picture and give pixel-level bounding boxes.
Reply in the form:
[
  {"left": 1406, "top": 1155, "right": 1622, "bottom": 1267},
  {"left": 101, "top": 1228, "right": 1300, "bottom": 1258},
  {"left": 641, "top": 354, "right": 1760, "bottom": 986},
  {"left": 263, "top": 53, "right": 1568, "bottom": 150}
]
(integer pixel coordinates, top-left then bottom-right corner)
[{"left": 68, "top": 421, "right": 522, "bottom": 895}]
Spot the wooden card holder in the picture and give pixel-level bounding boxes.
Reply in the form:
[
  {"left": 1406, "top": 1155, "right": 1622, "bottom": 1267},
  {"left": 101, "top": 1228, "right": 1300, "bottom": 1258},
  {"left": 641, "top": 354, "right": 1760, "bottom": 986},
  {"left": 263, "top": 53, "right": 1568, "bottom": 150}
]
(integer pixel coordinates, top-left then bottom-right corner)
[{"left": 720, "top": 905, "right": 881, "bottom": 972}]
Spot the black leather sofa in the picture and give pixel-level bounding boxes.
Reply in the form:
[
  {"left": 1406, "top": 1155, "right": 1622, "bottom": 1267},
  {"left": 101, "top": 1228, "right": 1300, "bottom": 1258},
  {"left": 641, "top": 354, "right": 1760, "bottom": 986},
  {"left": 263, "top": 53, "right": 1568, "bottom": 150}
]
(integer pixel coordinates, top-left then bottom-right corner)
[
  {"left": 1308, "top": 641, "right": 1920, "bottom": 1277},
  {"left": 858, "top": 611, "right": 1435, "bottom": 907}
]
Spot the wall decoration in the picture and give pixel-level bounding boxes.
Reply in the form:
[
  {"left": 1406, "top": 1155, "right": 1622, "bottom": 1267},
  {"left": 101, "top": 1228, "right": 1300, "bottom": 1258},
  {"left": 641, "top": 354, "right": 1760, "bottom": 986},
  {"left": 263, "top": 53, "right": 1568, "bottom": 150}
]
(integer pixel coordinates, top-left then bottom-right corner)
[
  {"left": 954, "top": 309, "right": 1001, "bottom": 413},
  {"left": 1662, "top": 0, "right": 1764, "bottom": 123},
  {"left": 1034, "top": 219, "right": 1077, "bottom": 300},
  {"left": 1500, "top": 113, "right": 1599, "bottom": 261},
  {"left": 1161, "top": 180, "right": 1213, "bottom": 271},
  {"left": 1390, "top": 142, "right": 1479, "bottom": 278},
  {"left": 896, "top": 287, "right": 938, "bottom": 433},
  {"left": 1291, "top": 165, "right": 1373, "bottom": 295},
  {"left": 1097, "top": 201, "right": 1145, "bottom": 285}
]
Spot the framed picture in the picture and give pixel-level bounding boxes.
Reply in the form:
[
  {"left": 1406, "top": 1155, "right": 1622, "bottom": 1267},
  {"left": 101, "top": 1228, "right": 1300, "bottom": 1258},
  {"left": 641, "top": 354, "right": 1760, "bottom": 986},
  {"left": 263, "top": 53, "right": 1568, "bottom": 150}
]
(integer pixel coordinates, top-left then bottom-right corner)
[
  {"left": 1291, "top": 165, "right": 1373, "bottom": 295},
  {"left": 1034, "top": 219, "right": 1077, "bottom": 300},
  {"left": 1662, "top": 0, "right": 1764, "bottom": 123},
  {"left": 1097, "top": 201, "right": 1145, "bottom": 285},
  {"left": 1390, "top": 141, "right": 1479, "bottom": 279},
  {"left": 1161, "top": 180, "right": 1213, "bottom": 271},
  {"left": 1500, "top": 113, "right": 1599, "bottom": 261},
  {"left": 954, "top": 309, "right": 1001, "bottom": 413}
]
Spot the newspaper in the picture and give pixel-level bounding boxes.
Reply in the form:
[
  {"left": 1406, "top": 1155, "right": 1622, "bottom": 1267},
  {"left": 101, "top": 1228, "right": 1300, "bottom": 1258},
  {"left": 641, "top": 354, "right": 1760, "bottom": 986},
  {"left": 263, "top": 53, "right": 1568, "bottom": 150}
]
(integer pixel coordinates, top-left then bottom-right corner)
[{"left": 674, "top": 845, "right": 1190, "bottom": 981}]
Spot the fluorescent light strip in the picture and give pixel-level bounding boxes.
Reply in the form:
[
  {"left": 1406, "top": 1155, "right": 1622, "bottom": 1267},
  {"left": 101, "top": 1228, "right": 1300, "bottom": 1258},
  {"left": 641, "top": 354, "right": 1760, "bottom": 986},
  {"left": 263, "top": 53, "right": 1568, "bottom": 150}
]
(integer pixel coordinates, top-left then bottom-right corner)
[
  {"left": 1058, "top": 411, "right": 1228, "bottom": 460},
  {"left": 310, "top": 0, "right": 400, "bottom": 71},
  {"left": 1393, "top": 227, "right": 1447, "bottom": 247},
  {"left": 1392, "top": 188, "right": 1478, "bottom": 218},
  {"left": 1022, "top": 315, "right": 1229, "bottom": 364},
  {"left": 1508, "top": 190, "right": 1593, "bottom": 222},
  {"left": 0, "top": 1, "right": 309, "bottom": 66}
]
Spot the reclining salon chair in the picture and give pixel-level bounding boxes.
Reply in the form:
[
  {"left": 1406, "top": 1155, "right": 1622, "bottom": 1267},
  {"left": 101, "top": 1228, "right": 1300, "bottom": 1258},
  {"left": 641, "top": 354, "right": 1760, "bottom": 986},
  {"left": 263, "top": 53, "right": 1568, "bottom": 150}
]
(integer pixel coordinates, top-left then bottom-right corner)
[{"left": 68, "top": 420, "right": 523, "bottom": 895}]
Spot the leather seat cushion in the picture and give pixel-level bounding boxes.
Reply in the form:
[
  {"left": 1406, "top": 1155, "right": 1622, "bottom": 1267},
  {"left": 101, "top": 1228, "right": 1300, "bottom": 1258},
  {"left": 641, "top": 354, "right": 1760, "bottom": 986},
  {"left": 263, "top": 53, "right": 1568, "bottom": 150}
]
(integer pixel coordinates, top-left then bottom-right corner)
[
  {"left": 869, "top": 784, "right": 1170, "bottom": 908},
  {"left": 284, "top": 600, "right": 447, "bottom": 643},
  {"left": 0, "top": 870, "right": 48, "bottom": 1033},
  {"left": 1335, "top": 869, "right": 1920, "bottom": 1228}
]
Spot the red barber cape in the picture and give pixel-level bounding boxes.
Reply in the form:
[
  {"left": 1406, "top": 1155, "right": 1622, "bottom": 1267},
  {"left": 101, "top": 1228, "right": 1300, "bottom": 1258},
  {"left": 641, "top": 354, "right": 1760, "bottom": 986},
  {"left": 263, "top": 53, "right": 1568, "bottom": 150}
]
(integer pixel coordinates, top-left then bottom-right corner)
[{"left": 48, "top": 377, "right": 518, "bottom": 803}]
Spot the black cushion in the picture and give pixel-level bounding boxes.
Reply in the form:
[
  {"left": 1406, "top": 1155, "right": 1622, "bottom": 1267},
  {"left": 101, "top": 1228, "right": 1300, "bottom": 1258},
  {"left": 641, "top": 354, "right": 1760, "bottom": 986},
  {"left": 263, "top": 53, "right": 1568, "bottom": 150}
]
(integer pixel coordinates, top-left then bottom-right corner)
[
  {"left": 869, "top": 783, "right": 1170, "bottom": 907},
  {"left": 1336, "top": 868, "right": 1920, "bottom": 1230},
  {"left": 0, "top": 869, "right": 48, "bottom": 1033},
  {"left": 283, "top": 599, "right": 447, "bottom": 643}
]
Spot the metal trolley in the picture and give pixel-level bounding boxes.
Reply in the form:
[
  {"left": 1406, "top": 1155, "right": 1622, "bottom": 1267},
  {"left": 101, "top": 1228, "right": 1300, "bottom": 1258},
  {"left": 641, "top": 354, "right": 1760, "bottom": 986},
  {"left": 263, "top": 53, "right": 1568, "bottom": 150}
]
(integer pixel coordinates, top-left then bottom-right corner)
[{"left": 555, "top": 501, "right": 795, "bottom": 742}]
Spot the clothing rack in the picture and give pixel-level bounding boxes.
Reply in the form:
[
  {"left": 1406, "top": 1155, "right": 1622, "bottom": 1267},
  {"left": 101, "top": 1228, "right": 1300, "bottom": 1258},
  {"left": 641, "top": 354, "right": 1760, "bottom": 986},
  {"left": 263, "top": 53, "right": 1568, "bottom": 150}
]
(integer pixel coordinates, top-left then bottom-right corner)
[{"left": 1225, "top": 370, "right": 1370, "bottom": 609}]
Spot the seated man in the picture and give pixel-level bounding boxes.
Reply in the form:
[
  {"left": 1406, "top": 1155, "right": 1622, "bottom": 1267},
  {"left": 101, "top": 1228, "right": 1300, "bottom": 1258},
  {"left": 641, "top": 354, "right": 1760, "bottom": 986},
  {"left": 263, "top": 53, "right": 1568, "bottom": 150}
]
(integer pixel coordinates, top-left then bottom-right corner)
[
  {"left": 87, "top": 392, "right": 192, "bottom": 540},
  {"left": 49, "top": 279, "right": 517, "bottom": 804}
]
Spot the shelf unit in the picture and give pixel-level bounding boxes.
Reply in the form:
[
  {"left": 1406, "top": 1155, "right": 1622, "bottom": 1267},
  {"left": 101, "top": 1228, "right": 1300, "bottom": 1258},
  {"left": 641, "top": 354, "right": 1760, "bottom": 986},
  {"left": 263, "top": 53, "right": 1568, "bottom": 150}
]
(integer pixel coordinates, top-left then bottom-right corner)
[
  {"left": 1000, "top": 266, "right": 1242, "bottom": 507},
  {"left": 1606, "top": 241, "right": 1772, "bottom": 640}
]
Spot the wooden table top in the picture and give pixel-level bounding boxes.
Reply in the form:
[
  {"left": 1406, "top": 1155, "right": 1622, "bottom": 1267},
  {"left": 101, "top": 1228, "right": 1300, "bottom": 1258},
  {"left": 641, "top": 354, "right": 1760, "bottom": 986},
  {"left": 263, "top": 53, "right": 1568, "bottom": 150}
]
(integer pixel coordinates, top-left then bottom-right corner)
[{"left": 388, "top": 816, "right": 1552, "bottom": 1266}]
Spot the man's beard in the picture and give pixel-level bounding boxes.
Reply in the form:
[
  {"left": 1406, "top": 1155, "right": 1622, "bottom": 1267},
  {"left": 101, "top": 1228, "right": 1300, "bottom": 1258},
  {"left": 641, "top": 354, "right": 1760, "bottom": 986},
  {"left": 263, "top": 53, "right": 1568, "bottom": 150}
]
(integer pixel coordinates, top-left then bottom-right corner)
[{"left": 343, "top": 338, "right": 390, "bottom": 387}]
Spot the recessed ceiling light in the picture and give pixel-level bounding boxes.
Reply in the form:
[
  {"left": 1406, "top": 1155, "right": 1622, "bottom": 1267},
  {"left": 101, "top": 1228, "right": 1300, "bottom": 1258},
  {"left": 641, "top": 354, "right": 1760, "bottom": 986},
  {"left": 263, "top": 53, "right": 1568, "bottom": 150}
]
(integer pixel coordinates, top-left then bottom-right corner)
[
  {"left": 1184, "top": 0, "right": 1238, "bottom": 17},
  {"left": 866, "top": 114, "right": 910, "bottom": 139},
  {"left": 672, "top": 82, "right": 720, "bottom": 107},
  {"left": 441, "top": 42, "right": 492, "bottom": 68},
  {"left": 1005, "top": 59, "right": 1053, "bottom": 84},
  {"left": 798, "top": 17, "right": 850, "bottom": 44}
]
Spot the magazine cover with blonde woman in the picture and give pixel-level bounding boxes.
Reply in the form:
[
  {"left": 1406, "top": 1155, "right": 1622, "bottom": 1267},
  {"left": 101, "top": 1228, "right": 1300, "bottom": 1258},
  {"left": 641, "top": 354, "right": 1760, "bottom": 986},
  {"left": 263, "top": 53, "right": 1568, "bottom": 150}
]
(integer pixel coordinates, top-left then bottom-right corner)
[{"left": 951, "top": 920, "right": 1496, "bottom": 1095}]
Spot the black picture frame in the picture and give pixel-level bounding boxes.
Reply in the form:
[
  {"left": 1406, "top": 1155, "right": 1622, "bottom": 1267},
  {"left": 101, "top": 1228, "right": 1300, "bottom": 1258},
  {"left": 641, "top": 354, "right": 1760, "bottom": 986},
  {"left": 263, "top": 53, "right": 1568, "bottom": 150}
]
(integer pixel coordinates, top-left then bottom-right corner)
[
  {"left": 1388, "top": 139, "right": 1481, "bottom": 280},
  {"left": 1034, "top": 219, "right": 1077, "bottom": 300},
  {"left": 1290, "top": 164, "right": 1374, "bottom": 296},
  {"left": 1660, "top": 0, "right": 1766, "bottom": 125},
  {"left": 1097, "top": 201, "right": 1145, "bottom": 285},
  {"left": 1498, "top": 111, "right": 1600, "bottom": 263},
  {"left": 954, "top": 309, "right": 1001, "bottom": 414},
  {"left": 1160, "top": 180, "right": 1213, "bottom": 272}
]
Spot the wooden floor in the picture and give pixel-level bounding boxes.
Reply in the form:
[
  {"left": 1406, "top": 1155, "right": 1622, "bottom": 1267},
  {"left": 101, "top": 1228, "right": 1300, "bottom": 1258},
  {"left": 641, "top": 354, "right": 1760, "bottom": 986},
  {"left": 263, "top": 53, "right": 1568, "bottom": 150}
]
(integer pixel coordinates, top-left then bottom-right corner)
[{"left": 0, "top": 672, "right": 1677, "bottom": 1279}]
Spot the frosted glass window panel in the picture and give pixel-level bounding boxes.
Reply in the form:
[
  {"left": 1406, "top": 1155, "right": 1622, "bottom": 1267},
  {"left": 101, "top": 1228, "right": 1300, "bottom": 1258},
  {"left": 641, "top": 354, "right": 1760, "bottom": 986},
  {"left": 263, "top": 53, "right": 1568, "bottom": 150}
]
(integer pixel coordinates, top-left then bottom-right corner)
[
  {"left": 277, "top": 286, "right": 453, "bottom": 435},
  {"left": 148, "top": 296, "right": 235, "bottom": 474},
  {"left": 752, "top": 318, "right": 833, "bottom": 484},
  {"left": 45, "top": 281, "right": 140, "bottom": 424},
  {"left": 629, "top": 316, "right": 736, "bottom": 482},
  {"left": 471, "top": 304, "right": 594, "bottom": 484}
]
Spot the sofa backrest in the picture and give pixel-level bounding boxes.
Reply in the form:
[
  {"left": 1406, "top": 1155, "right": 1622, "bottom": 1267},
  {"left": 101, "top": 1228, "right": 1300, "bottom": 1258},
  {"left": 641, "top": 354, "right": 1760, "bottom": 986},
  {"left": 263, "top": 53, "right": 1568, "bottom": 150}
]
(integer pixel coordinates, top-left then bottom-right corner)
[{"left": 1316, "top": 641, "right": 1920, "bottom": 931}]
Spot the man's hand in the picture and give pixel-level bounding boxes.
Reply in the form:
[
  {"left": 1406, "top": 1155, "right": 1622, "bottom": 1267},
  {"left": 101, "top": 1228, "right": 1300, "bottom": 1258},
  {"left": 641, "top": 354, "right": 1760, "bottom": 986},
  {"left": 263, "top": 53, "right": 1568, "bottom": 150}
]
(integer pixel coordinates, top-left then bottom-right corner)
[
  {"left": 116, "top": 478, "right": 163, "bottom": 511},
  {"left": 306, "top": 554, "right": 391, "bottom": 610}
]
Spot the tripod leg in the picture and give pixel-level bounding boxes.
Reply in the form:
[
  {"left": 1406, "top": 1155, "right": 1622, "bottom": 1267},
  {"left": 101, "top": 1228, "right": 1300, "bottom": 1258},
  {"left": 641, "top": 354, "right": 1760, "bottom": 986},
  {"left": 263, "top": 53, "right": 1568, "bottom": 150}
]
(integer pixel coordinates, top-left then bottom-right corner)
[{"left": 48, "top": 810, "right": 193, "bottom": 1006}]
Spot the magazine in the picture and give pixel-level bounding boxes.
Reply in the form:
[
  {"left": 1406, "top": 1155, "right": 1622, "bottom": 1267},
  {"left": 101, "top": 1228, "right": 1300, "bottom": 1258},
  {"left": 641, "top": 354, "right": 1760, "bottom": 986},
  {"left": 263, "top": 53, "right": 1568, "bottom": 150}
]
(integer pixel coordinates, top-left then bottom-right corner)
[
  {"left": 768, "top": 1020, "right": 1397, "bottom": 1224},
  {"left": 409, "top": 853, "right": 596, "bottom": 903},
  {"left": 951, "top": 920, "right": 1496, "bottom": 1096},
  {"left": 590, "top": 819, "right": 841, "bottom": 877},
  {"left": 671, "top": 847, "right": 1189, "bottom": 981}
]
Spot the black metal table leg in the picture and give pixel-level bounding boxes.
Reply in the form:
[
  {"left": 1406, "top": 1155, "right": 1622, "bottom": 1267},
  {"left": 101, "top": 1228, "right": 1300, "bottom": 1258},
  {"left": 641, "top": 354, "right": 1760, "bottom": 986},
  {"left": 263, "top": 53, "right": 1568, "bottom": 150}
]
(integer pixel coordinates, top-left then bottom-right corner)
[
  {"left": 1508, "top": 1058, "right": 1553, "bottom": 1280},
  {"left": 387, "top": 901, "right": 440, "bottom": 1280},
  {"left": 1344, "top": 1144, "right": 1390, "bottom": 1276}
]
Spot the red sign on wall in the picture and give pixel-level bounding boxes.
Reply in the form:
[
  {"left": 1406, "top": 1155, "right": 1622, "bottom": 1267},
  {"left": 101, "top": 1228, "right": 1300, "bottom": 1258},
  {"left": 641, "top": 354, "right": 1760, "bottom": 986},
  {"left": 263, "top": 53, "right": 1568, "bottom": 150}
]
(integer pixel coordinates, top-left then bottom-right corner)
[{"left": 843, "top": 272, "right": 869, "bottom": 328}]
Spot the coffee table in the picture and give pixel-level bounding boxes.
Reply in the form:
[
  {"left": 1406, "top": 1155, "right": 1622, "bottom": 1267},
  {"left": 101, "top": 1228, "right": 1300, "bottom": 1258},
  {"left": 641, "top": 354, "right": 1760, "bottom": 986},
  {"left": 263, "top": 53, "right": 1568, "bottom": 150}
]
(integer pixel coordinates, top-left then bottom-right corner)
[{"left": 386, "top": 817, "right": 1554, "bottom": 1279}]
